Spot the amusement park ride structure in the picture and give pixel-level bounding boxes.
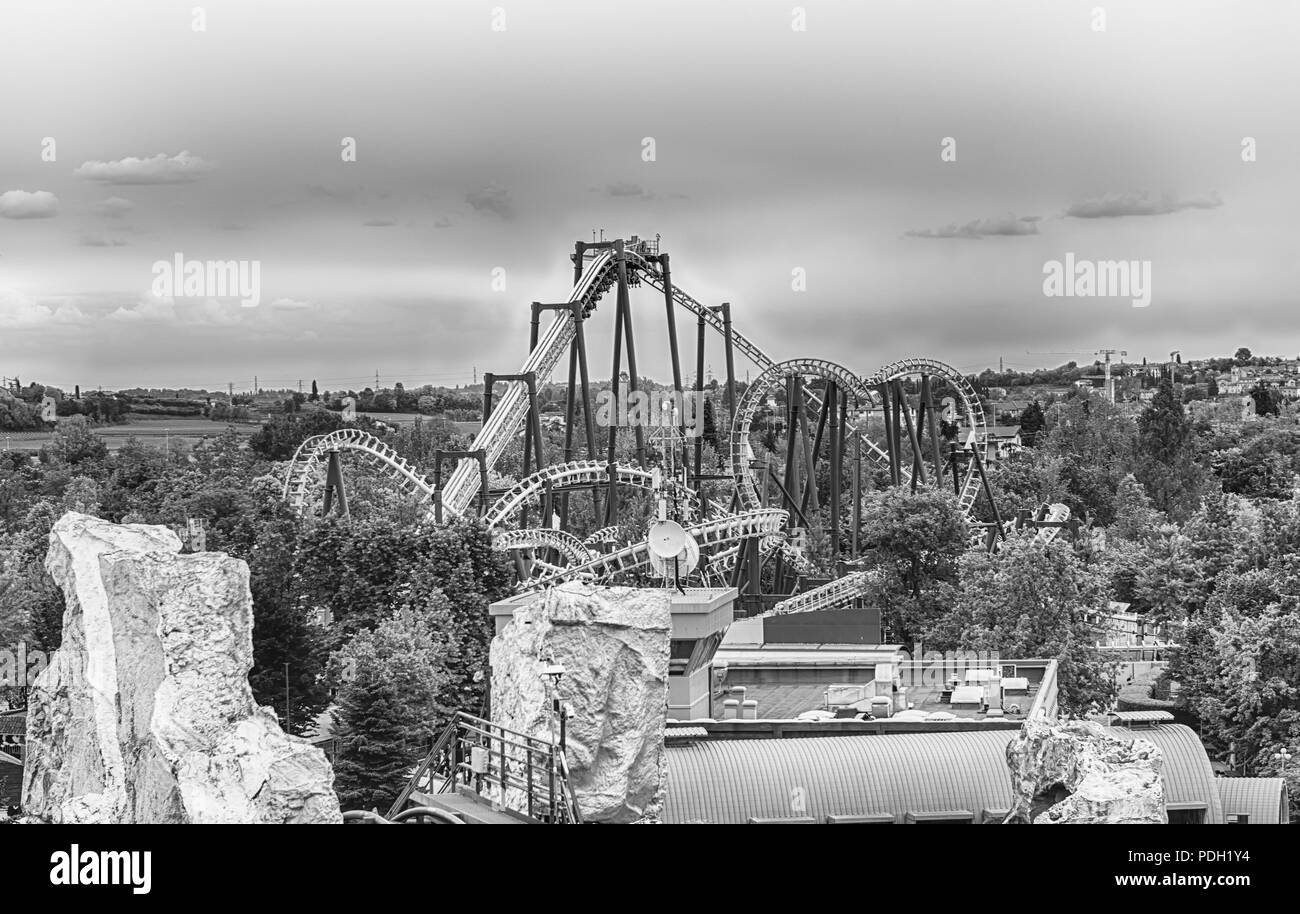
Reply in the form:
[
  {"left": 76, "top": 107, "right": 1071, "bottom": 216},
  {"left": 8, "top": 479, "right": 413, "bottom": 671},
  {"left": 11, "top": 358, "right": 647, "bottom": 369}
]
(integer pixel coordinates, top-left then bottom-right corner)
[{"left": 283, "top": 237, "right": 1070, "bottom": 617}]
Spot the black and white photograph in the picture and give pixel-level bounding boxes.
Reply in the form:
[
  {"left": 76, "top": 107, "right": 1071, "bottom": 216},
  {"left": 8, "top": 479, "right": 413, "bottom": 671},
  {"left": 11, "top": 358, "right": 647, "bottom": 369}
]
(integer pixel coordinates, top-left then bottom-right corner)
[{"left": 0, "top": 0, "right": 1294, "bottom": 889}]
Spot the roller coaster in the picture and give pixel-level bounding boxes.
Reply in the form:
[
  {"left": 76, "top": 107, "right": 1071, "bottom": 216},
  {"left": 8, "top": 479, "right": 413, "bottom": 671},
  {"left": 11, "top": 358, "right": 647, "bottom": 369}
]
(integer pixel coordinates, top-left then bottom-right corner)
[{"left": 284, "top": 236, "right": 1067, "bottom": 617}]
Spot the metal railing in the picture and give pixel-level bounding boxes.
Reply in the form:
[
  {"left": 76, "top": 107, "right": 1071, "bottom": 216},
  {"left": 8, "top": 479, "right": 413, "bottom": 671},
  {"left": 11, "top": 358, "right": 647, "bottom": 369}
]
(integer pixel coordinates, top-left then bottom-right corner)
[{"left": 389, "top": 711, "right": 582, "bottom": 824}]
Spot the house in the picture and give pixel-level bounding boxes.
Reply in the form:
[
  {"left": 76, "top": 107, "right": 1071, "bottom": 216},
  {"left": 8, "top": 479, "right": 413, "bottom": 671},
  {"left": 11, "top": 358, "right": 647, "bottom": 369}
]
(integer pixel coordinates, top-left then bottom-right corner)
[{"left": 984, "top": 425, "right": 1022, "bottom": 463}]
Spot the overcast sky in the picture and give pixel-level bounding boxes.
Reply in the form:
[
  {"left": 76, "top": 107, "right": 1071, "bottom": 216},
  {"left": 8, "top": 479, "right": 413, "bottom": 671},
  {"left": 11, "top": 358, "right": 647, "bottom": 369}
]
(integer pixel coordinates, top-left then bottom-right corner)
[{"left": 2, "top": 1, "right": 1298, "bottom": 391}]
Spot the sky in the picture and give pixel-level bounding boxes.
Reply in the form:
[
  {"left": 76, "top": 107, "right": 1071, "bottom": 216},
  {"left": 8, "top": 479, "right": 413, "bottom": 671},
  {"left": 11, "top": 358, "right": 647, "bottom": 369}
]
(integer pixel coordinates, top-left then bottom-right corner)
[{"left": 1, "top": 0, "right": 1298, "bottom": 391}]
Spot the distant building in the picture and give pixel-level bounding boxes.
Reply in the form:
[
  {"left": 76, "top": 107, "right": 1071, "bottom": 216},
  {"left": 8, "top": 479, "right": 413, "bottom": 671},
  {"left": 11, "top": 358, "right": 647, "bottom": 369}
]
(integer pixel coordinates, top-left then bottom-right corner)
[{"left": 985, "top": 425, "right": 1023, "bottom": 463}]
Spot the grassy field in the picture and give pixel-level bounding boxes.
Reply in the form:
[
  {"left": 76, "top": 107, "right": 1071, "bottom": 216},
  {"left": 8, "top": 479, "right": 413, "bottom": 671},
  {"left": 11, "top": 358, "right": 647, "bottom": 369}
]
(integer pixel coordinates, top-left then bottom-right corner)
[{"left": 1, "top": 417, "right": 259, "bottom": 453}]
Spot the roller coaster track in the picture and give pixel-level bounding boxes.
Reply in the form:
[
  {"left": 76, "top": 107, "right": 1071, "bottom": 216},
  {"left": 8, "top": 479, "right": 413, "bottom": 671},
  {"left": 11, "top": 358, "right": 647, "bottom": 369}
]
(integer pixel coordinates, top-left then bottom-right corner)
[
  {"left": 868, "top": 357, "right": 988, "bottom": 513},
  {"left": 524, "top": 508, "right": 789, "bottom": 591},
  {"left": 731, "top": 358, "right": 885, "bottom": 513},
  {"left": 482, "top": 459, "right": 699, "bottom": 529},
  {"left": 284, "top": 243, "right": 992, "bottom": 617},
  {"left": 705, "top": 535, "right": 817, "bottom": 584},
  {"left": 1032, "top": 503, "right": 1071, "bottom": 545},
  {"left": 491, "top": 528, "right": 596, "bottom": 566},
  {"left": 439, "top": 245, "right": 988, "bottom": 526},
  {"left": 762, "top": 570, "right": 878, "bottom": 618},
  {"left": 583, "top": 524, "right": 634, "bottom": 547},
  {"left": 284, "top": 428, "right": 437, "bottom": 520}
]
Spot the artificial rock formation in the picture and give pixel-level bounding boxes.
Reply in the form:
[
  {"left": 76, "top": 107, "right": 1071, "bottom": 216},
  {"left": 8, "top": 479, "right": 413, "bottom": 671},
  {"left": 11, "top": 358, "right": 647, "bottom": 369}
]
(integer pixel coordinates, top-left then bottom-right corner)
[
  {"left": 1005, "top": 718, "right": 1166, "bottom": 824},
  {"left": 22, "top": 512, "right": 341, "bottom": 824},
  {"left": 490, "top": 582, "right": 671, "bottom": 823}
]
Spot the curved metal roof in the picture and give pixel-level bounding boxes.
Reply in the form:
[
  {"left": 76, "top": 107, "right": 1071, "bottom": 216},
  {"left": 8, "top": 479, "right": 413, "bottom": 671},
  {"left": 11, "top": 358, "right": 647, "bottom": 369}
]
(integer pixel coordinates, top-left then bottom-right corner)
[
  {"left": 664, "top": 724, "right": 1223, "bottom": 824},
  {"left": 1217, "top": 778, "right": 1289, "bottom": 825}
]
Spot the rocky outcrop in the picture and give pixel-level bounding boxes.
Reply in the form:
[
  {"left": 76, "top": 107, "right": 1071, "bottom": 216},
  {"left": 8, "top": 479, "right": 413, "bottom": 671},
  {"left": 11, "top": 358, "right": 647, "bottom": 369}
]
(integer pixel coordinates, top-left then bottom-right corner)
[
  {"left": 22, "top": 512, "right": 340, "bottom": 824},
  {"left": 1005, "top": 718, "right": 1166, "bottom": 824},
  {"left": 490, "top": 582, "right": 671, "bottom": 823}
]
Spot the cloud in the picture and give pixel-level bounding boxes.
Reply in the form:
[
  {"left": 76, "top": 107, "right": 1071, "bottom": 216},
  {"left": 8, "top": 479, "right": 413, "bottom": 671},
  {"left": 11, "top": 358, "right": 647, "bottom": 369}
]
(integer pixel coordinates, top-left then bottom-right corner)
[
  {"left": 270, "top": 297, "right": 313, "bottom": 310},
  {"left": 1064, "top": 192, "right": 1223, "bottom": 219},
  {"left": 0, "top": 190, "right": 59, "bottom": 219},
  {"left": 107, "top": 295, "right": 176, "bottom": 323},
  {"left": 434, "top": 214, "right": 455, "bottom": 228},
  {"left": 0, "top": 288, "right": 85, "bottom": 328},
  {"left": 93, "top": 196, "right": 135, "bottom": 218},
  {"left": 74, "top": 151, "right": 215, "bottom": 185},
  {"left": 465, "top": 182, "right": 514, "bottom": 219},
  {"left": 605, "top": 181, "right": 649, "bottom": 198},
  {"left": 79, "top": 235, "right": 129, "bottom": 247},
  {"left": 362, "top": 219, "right": 396, "bottom": 227},
  {"left": 905, "top": 213, "right": 1041, "bottom": 239}
]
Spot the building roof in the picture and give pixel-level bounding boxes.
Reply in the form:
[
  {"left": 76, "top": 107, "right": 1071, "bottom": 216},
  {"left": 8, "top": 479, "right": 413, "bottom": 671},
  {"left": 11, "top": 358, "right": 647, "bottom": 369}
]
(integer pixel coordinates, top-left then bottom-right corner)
[
  {"left": 663, "top": 724, "right": 1224, "bottom": 824},
  {"left": 987, "top": 425, "right": 1022, "bottom": 438},
  {"left": 1217, "top": 778, "right": 1289, "bottom": 824},
  {"left": 0, "top": 712, "right": 24, "bottom": 737}
]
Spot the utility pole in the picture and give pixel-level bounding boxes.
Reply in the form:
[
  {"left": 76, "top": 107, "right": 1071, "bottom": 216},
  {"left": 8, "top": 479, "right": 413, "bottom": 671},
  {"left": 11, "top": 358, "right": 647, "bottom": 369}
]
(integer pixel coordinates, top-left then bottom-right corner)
[
  {"left": 254, "top": 375, "right": 257, "bottom": 394},
  {"left": 297, "top": 379, "right": 302, "bottom": 395},
  {"left": 375, "top": 369, "right": 380, "bottom": 390},
  {"left": 228, "top": 382, "right": 233, "bottom": 401}
]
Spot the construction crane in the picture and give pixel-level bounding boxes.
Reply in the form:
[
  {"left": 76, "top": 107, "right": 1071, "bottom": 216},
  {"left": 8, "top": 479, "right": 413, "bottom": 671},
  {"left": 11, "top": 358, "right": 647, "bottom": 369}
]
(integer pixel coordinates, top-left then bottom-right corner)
[{"left": 1026, "top": 348, "right": 1128, "bottom": 403}]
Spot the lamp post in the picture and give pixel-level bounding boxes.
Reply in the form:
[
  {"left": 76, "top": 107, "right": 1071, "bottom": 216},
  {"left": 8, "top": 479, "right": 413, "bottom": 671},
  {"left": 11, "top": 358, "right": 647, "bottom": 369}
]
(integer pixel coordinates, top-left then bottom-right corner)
[
  {"left": 541, "top": 658, "right": 567, "bottom": 820},
  {"left": 1274, "top": 747, "right": 1293, "bottom": 776},
  {"left": 543, "top": 659, "right": 566, "bottom": 754}
]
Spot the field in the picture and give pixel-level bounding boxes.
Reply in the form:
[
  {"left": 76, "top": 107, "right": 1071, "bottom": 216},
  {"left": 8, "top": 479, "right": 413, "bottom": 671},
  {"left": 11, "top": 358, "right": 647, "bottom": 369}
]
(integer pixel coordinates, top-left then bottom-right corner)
[{"left": 1, "top": 417, "right": 259, "bottom": 454}]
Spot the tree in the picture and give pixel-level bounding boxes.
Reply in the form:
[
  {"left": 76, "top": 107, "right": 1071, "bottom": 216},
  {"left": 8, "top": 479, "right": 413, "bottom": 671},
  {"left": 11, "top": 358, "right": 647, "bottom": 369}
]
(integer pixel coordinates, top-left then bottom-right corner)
[
  {"left": 290, "top": 516, "right": 512, "bottom": 700},
  {"left": 931, "top": 535, "right": 1119, "bottom": 715},
  {"left": 1018, "top": 400, "right": 1046, "bottom": 446},
  {"left": 1134, "top": 380, "right": 1209, "bottom": 521},
  {"left": 1175, "top": 595, "right": 1300, "bottom": 778},
  {"left": 1234, "top": 347, "right": 1253, "bottom": 366},
  {"left": 39, "top": 416, "right": 108, "bottom": 469},
  {"left": 1132, "top": 525, "right": 1207, "bottom": 623},
  {"left": 1110, "top": 474, "right": 1162, "bottom": 543},
  {"left": 330, "top": 608, "right": 451, "bottom": 812},
  {"left": 855, "top": 488, "right": 969, "bottom": 643},
  {"left": 1040, "top": 394, "right": 1136, "bottom": 524},
  {"left": 249, "top": 409, "right": 358, "bottom": 460},
  {"left": 309, "top": 379, "right": 319, "bottom": 402},
  {"left": 1250, "top": 382, "right": 1281, "bottom": 417}
]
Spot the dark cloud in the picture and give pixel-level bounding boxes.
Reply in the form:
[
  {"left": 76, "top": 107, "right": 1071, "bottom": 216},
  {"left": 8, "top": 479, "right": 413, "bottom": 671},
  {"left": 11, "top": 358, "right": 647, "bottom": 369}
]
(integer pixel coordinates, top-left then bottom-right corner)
[
  {"left": 92, "top": 196, "right": 134, "bottom": 218},
  {"left": 905, "top": 214, "right": 1041, "bottom": 240},
  {"left": 465, "top": 183, "right": 514, "bottom": 219},
  {"left": 1065, "top": 192, "right": 1223, "bottom": 219},
  {"left": 362, "top": 219, "right": 396, "bottom": 227},
  {"left": 79, "top": 235, "right": 128, "bottom": 247}
]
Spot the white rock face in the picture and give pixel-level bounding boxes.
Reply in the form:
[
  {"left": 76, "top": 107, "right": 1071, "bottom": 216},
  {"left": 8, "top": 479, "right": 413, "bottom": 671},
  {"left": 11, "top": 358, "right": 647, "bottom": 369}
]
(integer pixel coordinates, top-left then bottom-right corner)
[
  {"left": 22, "top": 512, "right": 341, "bottom": 824},
  {"left": 1005, "top": 718, "right": 1166, "bottom": 824},
  {"left": 490, "top": 582, "right": 671, "bottom": 823}
]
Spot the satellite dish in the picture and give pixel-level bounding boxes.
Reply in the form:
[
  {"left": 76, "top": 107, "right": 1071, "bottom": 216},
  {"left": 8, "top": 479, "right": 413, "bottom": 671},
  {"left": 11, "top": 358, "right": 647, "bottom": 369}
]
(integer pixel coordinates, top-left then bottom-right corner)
[
  {"left": 646, "top": 520, "right": 700, "bottom": 582},
  {"left": 647, "top": 520, "right": 687, "bottom": 559}
]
